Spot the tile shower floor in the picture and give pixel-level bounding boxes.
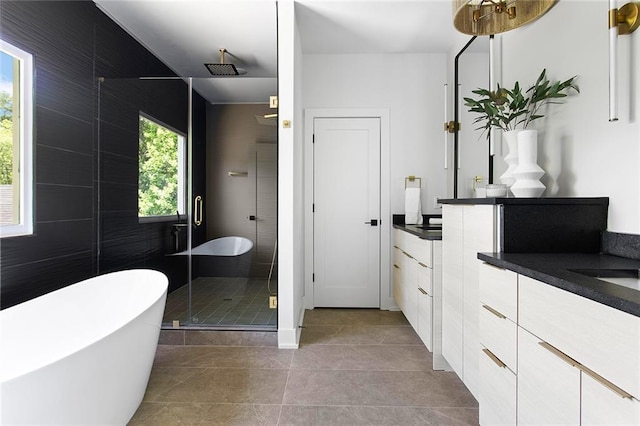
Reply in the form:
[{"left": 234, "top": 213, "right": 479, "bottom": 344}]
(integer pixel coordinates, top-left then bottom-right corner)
[
  {"left": 162, "top": 277, "right": 277, "bottom": 328},
  {"left": 130, "top": 309, "right": 479, "bottom": 425}
]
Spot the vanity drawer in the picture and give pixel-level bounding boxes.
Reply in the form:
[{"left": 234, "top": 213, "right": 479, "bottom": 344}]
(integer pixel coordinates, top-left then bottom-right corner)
[
  {"left": 408, "top": 235, "right": 432, "bottom": 268},
  {"left": 479, "top": 262, "right": 517, "bottom": 321},
  {"left": 519, "top": 275, "right": 640, "bottom": 399},
  {"left": 479, "top": 301, "right": 517, "bottom": 372},
  {"left": 417, "top": 261, "right": 432, "bottom": 295}
]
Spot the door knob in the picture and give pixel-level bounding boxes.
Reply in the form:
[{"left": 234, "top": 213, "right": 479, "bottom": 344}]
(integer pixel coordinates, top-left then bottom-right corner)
[{"left": 364, "top": 219, "right": 378, "bottom": 226}]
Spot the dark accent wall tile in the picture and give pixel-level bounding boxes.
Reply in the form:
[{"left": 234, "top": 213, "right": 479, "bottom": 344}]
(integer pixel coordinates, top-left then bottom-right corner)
[
  {"left": 36, "top": 145, "right": 93, "bottom": 187},
  {"left": 36, "top": 184, "right": 93, "bottom": 222},
  {"left": 0, "top": 0, "right": 208, "bottom": 310},
  {"left": 36, "top": 68, "right": 94, "bottom": 123},
  {"left": 98, "top": 120, "right": 138, "bottom": 158},
  {"left": 37, "top": 106, "right": 94, "bottom": 155},
  {"left": 1, "top": 251, "right": 94, "bottom": 309},
  {"left": 100, "top": 181, "right": 137, "bottom": 212},
  {"left": 101, "top": 152, "right": 137, "bottom": 185},
  {"left": 0, "top": 220, "right": 93, "bottom": 269}
]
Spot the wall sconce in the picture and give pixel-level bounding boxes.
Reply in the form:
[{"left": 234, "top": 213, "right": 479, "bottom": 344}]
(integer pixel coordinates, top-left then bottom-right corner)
[
  {"left": 453, "top": 0, "right": 557, "bottom": 35},
  {"left": 609, "top": 1, "right": 639, "bottom": 122}
]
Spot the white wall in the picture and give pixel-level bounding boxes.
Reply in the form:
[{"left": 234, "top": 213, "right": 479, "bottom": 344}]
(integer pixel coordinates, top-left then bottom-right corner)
[
  {"left": 277, "top": 0, "right": 305, "bottom": 348},
  {"left": 303, "top": 53, "right": 448, "bottom": 215},
  {"left": 499, "top": 0, "right": 639, "bottom": 233}
]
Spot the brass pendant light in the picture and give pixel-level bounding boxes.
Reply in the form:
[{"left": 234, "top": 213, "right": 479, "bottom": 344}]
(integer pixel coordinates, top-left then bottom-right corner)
[{"left": 453, "top": 0, "right": 557, "bottom": 35}]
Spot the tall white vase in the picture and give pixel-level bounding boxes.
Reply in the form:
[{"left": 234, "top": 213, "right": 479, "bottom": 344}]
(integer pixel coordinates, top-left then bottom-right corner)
[
  {"left": 510, "top": 129, "right": 545, "bottom": 198},
  {"left": 499, "top": 130, "right": 519, "bottom": 190}
]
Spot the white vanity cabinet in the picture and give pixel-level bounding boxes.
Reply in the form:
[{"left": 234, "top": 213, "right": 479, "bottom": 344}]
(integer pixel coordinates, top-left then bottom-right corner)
[
  {"left": 477, "top": 262, "right": 640, "bottom": 425},
  {"left": 478, "top": 263, "right": 517, "bottom": 426},
  {"left": 393, "top": 228, "right": 447, "bottom": 369},
  {"left": 518, "top": 275, "right": 640, "bottom": 426},
  {"left": 442, "top": 204, "right": 494, "bottom": 399}
]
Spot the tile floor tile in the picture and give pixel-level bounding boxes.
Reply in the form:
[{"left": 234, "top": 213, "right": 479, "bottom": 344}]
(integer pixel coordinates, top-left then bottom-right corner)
[
  {"left": 147, "top": 368, "right": 289, "bottom": 404},
  {"left": 282, "top": 369, "right": 477, "bottom": 408},
  {"left": 278, "top": 405, "right": 479, "bottom": 426},
  {"left": 129, "top": 402, "right": 282, "bottom": 425},
  {"left": 154, "top": 345, "right": 294, "bottom": 369},
  {"left": 290, "top": 344, "right": 432, "bottom": 371}
]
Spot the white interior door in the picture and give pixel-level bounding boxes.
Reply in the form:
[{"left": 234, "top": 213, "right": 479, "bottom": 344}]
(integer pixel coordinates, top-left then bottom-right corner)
[{"left": 313, "top": 117, "right": 380, "bottom": 307}]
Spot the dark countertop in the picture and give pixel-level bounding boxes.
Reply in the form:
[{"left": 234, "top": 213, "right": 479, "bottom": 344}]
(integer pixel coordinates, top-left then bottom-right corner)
[
  {"left": 392, "top": 214, "right": 442, "bottom": 240},
  {"left": 393, "top": 223, "right": 442, "bottom": 240},
  {"left": 478, "top": 252, "right": 640, "bottom": 317},
  {"left": 440, "top": 197, "right": 609, "bottom": 205}
]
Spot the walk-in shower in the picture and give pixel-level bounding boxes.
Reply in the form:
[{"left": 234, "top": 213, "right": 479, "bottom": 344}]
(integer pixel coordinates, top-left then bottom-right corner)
[{"left": 97, "top": 77, "right": 278, "bottom": 330}]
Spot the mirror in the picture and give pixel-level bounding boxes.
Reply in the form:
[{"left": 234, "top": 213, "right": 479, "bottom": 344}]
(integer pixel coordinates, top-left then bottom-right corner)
[{"left": 453, "top": 36, "right": 492, "bottom": 198}]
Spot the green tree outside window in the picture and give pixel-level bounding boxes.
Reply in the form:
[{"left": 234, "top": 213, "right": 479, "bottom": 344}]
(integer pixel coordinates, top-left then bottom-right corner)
[{"left": 138, "top": 115, "right": 184, "bottom": 217}]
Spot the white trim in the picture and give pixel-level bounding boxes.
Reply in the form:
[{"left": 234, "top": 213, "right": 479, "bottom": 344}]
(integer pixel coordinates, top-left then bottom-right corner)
[
  {"left": 303, "top": 108, "right": 392, "bottom": 310},
  {"left": 277, "top": 306, "right": 304, "bottom": 349},
  {"left": 0, "top": 40, "right": 33, "bottom": 238}
]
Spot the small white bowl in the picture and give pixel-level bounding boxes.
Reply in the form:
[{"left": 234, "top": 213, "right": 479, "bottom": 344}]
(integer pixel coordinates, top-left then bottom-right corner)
[{"left": 486, "top": 184, "right": 508, "bottom": 197}]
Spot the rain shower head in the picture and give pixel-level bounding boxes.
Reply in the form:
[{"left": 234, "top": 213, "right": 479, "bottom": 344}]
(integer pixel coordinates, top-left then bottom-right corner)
[{"left": 204, "top": 48, "right": 247, "bottom": 76}]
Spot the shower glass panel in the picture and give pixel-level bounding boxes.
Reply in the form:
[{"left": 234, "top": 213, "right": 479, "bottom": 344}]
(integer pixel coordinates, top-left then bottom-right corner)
[
  {"left": 97, "top": 77, "right": 191, "bottom": 323},
  {"left": 186, "top": 96, "right": 278, "bottom": 329}
]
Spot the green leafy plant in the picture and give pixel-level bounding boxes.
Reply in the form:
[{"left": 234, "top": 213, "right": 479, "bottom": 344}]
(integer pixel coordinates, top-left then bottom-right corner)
[{"left": 464, "top": 69, "right": 579, "bottom": 139}]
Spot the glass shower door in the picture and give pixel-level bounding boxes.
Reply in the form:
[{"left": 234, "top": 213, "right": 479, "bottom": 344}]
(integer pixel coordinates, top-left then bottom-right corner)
[{"left": 97, "top": 76, "right": 192, "bottom": 325}]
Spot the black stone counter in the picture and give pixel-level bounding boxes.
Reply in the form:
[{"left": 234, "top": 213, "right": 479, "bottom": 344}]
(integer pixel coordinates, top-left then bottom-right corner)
[
  {"left": 392, "top": 214, "right": 442, "bottom": 240},
  {"left": 439, "top": 197, "right": 609, "bottom": 206},
  {"left": 393, "top": 224, "right": 442, "bottom": 240},
  {"left": 478, "top": 252, "right": 640, "bottom": 317}
]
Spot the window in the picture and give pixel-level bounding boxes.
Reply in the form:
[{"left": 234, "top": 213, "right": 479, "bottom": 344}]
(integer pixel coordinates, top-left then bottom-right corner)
[
  {"left": 0, "top": 40, "right": 33, "bottom": 238},
  {"left": 138, "top": 114, "right": 185, "bottom": 219}
]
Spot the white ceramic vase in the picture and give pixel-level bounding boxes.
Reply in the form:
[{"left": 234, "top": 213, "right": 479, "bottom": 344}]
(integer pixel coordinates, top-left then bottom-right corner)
[
  {"left": 510, "top": 129, "right": 546, "bottom": 198},
  {"left": 499, "top": 130, "right": 519, "bottom": 190}
]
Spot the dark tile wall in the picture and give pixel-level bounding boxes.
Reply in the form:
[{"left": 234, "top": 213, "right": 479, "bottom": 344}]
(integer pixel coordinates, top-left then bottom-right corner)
[{"left": 0, "top": 1, "right": 206, "bottom": 308}]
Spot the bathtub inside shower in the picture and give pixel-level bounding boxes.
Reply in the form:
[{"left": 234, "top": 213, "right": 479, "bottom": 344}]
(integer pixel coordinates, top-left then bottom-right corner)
[{"left": 175, "top": 236, "right": 253, "bottom": 278}]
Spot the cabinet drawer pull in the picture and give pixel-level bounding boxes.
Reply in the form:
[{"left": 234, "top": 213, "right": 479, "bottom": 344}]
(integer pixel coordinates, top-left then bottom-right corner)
[
  {"left": 579, "top": 364, "right": 634, "bottom": 399},
  {"left": 538, "top": 341, "right": 580, "bottom": 368},
  {"left": 482, "top": 348, "right": 506, "bottom": 368},
  {"left": 393, "top": 264, "right": 400, "bottom": 269},
  {"left": 482, "top": 262, "right": 505, "bottom": 271},
  {"left": 418, "top": 287, "right": 428, "bottom": 295},
  {"left": 418, "top": 262, "right": 428, "bottom": 268},
  {"left": 482, "top": 304, "right": 506, "bottom": 319},
  {"left": 402, "top": 251, "right": 414, "bottom": 259}
]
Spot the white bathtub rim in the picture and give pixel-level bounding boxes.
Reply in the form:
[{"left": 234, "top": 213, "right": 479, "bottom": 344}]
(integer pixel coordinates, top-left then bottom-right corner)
[
  {"left": 172, "top": 236, "right": 253, "bottom": 257},
  {"left": 0, "top": 269, "right": 168, "bottom": 384}
]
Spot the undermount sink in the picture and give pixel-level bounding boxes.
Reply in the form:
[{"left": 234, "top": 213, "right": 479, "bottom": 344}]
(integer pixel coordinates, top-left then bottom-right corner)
[
  {"left": 570, "top": 268, "right": 640, "bottom": 291},
  {"left": 409, "top": 225, "right": 442, "bottom": 230}
]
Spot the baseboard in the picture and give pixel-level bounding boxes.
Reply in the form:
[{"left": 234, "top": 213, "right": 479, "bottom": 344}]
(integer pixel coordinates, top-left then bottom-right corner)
[{"left": 277, "top": 306, "right": 305, "bottom": 349}]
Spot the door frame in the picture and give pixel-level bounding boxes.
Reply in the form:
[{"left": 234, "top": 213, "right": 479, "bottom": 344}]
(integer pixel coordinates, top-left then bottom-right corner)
[{"left": 304, "top": 108, "right": 391, "bottom": 310}]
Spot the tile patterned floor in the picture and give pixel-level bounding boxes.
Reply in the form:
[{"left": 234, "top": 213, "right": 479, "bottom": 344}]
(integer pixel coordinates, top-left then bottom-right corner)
[
  {"left": 162, "top": 277, "right": 277, "bottom": 328},
  {"left": 129, "top": 309, "right": 479, "bottom": 425}
]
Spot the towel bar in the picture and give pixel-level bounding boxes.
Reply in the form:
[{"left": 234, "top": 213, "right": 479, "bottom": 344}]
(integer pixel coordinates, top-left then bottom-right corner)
[{"left": 405, "top": 176, "right": 422, "bottom": 188}]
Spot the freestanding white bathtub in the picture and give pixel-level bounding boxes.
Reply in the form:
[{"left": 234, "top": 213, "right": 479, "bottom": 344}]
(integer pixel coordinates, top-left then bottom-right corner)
[
  {"left": 0, "top": 269, "right": 168, "bottom": 425},
  {"left": 174, "top": 236, "right": 254, "bottom": 277}
]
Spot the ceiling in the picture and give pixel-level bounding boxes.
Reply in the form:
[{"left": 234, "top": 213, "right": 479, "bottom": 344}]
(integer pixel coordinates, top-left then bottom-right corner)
[{"left": 94, "top": 0, "right": 479, "bottom": 104}]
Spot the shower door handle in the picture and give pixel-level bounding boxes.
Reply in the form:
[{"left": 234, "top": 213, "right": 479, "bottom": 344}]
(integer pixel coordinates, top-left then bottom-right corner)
[{"left": 194, "top": 196, "right": 203, "bottom": 227}]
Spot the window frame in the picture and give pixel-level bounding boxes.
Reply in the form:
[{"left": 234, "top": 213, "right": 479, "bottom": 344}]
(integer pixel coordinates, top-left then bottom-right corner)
[
  {"left": 137, "top": 112, "right": 186, "bottom": 223},
  {"left": 0, "top": 39, "right": 34, "bottom": 238}
]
